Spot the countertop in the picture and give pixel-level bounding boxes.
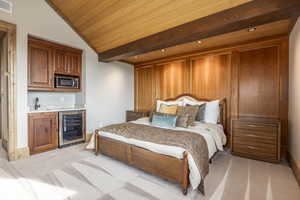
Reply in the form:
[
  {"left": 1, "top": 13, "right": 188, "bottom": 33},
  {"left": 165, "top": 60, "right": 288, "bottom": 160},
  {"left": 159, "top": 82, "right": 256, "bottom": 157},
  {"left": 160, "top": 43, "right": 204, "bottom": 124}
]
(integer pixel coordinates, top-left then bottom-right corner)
[{"left": 28, "top": 107, "right": 86, "bottom": 114}]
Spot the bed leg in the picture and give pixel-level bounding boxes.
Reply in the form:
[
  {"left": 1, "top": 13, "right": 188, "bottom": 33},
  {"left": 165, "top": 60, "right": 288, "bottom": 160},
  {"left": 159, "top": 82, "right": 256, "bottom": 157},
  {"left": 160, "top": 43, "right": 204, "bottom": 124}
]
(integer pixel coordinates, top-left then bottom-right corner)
[
  {"left": 95, "top": 131, "right": 100, "bottom": 156},
  {"left": 182, "top": 151, "right": 189, "bottom": 195},
  {"left": 198, "top": 179, "right": 205, "bottom": 196}
]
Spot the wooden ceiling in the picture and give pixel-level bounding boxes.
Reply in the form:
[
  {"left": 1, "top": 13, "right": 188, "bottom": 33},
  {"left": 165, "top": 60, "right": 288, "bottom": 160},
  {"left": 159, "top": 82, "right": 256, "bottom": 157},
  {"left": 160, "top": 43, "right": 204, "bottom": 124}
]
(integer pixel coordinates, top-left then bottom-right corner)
[
  {"left": 46, "top": 0, "right": 300, "bottom": 63},
  {"left": 46, "top": 0, "right": 251, "bottom": 53},
  {"left": 124, "top": 19, "right": 294, "bottom": 64}
]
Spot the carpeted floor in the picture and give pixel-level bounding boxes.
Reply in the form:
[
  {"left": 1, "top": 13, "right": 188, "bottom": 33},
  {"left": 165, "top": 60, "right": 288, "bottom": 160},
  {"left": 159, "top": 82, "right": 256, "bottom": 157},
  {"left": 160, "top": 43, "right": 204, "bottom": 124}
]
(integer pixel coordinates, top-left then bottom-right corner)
[{"left": 0, "top": 144, "right": 299, "bottom": 200}]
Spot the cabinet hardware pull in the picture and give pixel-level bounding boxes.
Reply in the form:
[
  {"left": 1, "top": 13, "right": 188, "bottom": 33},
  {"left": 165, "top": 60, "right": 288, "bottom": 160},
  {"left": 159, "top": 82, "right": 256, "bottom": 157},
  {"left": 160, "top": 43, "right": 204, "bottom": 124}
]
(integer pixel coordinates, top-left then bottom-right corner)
[
  {"left": 247, "top": 146, "right": 256, "bottom": 149},
  {"left": 247, "top": 124, "right": 261, "bottom": 128},
  {"left": 246, "top": 134, "right": 257, "bottom": 137}
]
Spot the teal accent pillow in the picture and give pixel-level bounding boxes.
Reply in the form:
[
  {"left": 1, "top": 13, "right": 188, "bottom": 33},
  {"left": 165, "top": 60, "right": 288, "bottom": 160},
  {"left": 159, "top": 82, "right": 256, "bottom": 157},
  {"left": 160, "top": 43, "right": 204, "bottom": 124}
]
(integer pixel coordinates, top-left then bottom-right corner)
[{"left": 151, "top": 113, "right": 177, "bottom": 128}]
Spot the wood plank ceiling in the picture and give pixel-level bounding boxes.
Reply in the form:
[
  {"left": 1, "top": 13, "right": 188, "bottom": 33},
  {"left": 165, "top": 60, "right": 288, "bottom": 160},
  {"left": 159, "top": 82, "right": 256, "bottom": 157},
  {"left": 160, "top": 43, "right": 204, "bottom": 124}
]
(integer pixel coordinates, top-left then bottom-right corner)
[
  {"left": 46, "top": 0, "right": 252, "bottom": 52},
  {"left": 46, "top": 0, "right": 300, "bottom": 63}
]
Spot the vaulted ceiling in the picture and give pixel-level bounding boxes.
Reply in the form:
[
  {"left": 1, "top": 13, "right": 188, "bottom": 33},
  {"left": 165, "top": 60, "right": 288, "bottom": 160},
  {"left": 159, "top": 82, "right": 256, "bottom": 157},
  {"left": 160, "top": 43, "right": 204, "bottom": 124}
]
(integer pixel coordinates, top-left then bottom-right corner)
[
  {"left": 46, "top": 0, "right": 251, "bottom": 52},
  {"left": 46, "top": 0, "right": 300, "bottom": 63}
]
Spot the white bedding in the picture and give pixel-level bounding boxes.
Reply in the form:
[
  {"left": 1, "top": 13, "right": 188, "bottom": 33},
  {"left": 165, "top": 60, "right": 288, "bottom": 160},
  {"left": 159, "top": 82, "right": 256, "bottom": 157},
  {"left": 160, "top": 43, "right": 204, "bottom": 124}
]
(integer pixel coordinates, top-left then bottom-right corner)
[{"left": 89, "top": 117, "right": 226, "bottom": 190}]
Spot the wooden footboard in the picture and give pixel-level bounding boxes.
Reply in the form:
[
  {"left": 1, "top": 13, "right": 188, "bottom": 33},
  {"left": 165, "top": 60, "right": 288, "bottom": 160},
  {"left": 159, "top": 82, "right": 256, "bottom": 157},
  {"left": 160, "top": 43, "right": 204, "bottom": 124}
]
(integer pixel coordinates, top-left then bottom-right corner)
[{"left": 95, "top": 130, "right": 190, "bottom": 195}]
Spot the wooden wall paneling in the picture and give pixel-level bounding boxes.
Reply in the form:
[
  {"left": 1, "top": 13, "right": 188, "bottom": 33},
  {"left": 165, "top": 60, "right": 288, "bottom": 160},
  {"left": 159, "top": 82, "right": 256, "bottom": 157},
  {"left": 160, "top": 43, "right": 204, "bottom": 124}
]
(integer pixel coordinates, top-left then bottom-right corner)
[
  {"left": 134, "top": 37, "right": 289, "bottom": 158},
  {"left": 190, "top": 53, "right": 232, "bottom": 134},
  {"left": 154, "top": 59, "right": 189, "bottom": 100},
  {"left": 135, "top": 65, "right": 155, "bottom": 111},
  {"left": 238, "top": 46, "right": 280, "bottom": 118},
  {"left": 229, "top": 51, "right": 240, "bottom": 147},
  {"left": 279, "top": 40, "right": 289, "bottom": 157}
]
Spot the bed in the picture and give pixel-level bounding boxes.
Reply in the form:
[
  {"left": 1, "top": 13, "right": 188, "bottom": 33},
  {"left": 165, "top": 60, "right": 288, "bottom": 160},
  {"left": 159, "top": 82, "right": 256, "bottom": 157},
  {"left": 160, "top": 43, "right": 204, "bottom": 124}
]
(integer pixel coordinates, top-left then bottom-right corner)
[{"left": 94, "top": 95, "right": 227, "bottom": 195}]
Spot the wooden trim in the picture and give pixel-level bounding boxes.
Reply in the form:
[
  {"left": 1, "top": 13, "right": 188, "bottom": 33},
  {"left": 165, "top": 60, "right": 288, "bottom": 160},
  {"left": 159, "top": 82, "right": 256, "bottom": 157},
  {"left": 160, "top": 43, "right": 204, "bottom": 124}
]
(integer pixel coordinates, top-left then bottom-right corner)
[
  {"left": 28, "top": 87, "right": 81, "bottom": 92},
  {"left": 0, "top": 20, "right": 18, "bottom": 161},
  {"left": 134, "top": 34, "right": 288, "bottom": 67},
  {"left": 28, "top": 35, "right": 83, "bottom": 53},
  {"left": 98, "top": 0, "right": 300, "bottom": 62},
  {"left": 288, "top": 152, "right": 300, "bottom": 186},
  {"left": 288, "top": 17, "right": 299, "bottom": 33},
  {"left": 14, "top": 147, "right": 30, "bottom": 160},
  {"left": 44, "top": 0, "right": 98, "bottom": 53}
]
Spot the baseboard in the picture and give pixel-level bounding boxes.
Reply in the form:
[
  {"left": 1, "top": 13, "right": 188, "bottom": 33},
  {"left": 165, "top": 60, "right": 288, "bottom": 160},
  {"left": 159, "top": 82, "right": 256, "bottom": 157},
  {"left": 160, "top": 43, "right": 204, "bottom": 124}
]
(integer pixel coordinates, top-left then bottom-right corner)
[
  {"left": 2, "top": 139, "right": 8, "bottom": 151},
  {"left": 288, "top": 152, "right": 300, "bottom": 186},
  {"left": 86, "top": 132, "right": 93, "bottom": 143},
  {"left": 9, "top": 147, "right": 30, "bottom": 161}
]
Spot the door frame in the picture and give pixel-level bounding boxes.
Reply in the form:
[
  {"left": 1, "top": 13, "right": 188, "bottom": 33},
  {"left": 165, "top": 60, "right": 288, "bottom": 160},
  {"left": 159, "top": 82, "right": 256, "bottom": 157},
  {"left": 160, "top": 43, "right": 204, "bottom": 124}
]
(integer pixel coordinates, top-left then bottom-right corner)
[{"left": 0, "top": 19, "right": 17, "bottom": 160}]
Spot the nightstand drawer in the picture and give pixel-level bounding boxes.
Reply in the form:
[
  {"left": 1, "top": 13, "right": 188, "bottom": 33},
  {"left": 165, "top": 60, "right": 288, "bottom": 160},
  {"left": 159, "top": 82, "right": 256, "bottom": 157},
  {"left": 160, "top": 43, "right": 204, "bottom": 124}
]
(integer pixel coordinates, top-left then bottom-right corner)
[
  {"left": 232, "top": 143, "right": 277, "bottom": 161},
  {"left": 233, "top": 134, "right": 277, "bottom": 146},
  {"left": 233, "top": 129, "right": 277, "bottom": 141},
  {"left": 233, "top": 137, "right": 277, "bottom": 153},
  {"left": 233, "top": 121, "right": 277, "bottom": 133},
  {"left": 231, "top": 117, "right": 281, "bottom": 163}
]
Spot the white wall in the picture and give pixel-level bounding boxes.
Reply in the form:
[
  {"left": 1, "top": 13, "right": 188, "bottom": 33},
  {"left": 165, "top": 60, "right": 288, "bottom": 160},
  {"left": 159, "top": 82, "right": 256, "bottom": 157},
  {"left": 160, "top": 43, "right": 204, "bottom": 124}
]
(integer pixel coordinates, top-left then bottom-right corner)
[
  {"left": 289, "top": 17, "right": 300, "bottom": 167},
  {"left": 0, "top": 0, "right": 134, "bottom": 148}
]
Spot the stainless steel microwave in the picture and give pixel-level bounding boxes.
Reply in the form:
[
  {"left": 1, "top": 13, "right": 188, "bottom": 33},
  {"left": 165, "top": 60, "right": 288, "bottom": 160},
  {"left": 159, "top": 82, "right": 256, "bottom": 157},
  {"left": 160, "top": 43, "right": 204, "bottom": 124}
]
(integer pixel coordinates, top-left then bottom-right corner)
[{"left": 55, "top": 76, "right": 80, "bottom": 89}]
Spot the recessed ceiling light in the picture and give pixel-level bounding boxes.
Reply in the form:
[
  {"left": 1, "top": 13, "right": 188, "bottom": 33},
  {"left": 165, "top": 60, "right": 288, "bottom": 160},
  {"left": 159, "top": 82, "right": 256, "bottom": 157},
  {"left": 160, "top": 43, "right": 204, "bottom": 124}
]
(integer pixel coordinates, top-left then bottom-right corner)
[
  {"left": 247, "top": 27, "right": 256, "bottom": 32},
  {"left": 161, "top": 49, "right": 165, "bottom": 52},
  {"left": 197, "top": 40, "right": 202, "bottom": 44}
]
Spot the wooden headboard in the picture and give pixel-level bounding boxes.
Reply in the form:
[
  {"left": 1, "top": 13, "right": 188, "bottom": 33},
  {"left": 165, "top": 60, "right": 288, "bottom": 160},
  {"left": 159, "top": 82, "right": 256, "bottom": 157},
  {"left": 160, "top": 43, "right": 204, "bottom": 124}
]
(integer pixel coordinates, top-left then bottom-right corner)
[{"left": 160, "top": 94, "right": 227, "bottom": 131}]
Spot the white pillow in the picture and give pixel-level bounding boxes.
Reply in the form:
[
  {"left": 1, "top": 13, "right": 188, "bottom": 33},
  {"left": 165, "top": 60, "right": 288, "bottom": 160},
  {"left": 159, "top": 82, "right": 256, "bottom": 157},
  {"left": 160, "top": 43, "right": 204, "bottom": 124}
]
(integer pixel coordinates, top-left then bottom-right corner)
[
  {"left": 156, "top": 100, "right": 183, "bottom": 112},
  {"left": 204, "top": 100, "right": 220, "bottom": 124}
]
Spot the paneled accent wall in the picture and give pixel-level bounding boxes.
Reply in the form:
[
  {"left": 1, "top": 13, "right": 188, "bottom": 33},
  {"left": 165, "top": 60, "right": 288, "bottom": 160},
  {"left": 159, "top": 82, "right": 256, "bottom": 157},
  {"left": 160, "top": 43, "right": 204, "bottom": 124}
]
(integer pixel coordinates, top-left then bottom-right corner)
[
  {"left": 135, "top": 65, "right": 155, "bottom": 111},
  {"left": 190, "top": 53, "right": 232, "bottom": 132},
  {"left": 154, "top": 59, "right": 189, "bottom": 100},
  {"left": 134, "top": 36, "right": 289, "bottom": 157}
]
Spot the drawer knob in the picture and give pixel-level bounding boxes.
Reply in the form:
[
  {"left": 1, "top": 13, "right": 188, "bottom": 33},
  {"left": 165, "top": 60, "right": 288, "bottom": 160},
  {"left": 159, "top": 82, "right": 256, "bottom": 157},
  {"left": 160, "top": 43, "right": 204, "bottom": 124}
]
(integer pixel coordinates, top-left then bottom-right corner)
[{"left": 247, "top": 145, "right": 256, "bottom": 150}]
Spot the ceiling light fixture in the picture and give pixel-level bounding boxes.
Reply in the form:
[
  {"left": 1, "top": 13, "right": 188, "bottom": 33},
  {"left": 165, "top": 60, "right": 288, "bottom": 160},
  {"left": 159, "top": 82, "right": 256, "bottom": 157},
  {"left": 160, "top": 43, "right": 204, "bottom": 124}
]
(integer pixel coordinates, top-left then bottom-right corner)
[
  {"left": 197, "top": 40, "right": 202, "bottom": 44},
  {"left": 247, "top": 27, "right": 256, "bottom": 32},
  {"left": 161, "top": 49, "right": 165, "bottom": 52}
]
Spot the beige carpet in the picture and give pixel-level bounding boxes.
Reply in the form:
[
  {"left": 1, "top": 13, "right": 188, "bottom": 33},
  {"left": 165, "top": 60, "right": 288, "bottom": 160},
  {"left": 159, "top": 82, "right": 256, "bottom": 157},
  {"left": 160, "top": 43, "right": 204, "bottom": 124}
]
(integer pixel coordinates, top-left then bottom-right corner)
[{"left": 0, "top": 144, "right": 299, "bottom": 200}]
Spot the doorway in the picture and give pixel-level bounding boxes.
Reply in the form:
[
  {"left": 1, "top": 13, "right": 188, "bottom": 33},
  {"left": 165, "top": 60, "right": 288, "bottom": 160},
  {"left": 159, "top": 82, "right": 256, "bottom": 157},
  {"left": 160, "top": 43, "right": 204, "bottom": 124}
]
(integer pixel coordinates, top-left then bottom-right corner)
[{"left": 0, "top": 20, "right": 17, "bottom": 161}]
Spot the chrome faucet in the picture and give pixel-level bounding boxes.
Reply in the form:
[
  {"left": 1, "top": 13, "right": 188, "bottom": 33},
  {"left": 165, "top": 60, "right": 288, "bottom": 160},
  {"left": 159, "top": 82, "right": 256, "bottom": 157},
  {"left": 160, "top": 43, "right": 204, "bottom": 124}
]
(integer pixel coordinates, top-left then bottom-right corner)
[{"left": 34, "top": 97, "right": 41, "bottom": 110}]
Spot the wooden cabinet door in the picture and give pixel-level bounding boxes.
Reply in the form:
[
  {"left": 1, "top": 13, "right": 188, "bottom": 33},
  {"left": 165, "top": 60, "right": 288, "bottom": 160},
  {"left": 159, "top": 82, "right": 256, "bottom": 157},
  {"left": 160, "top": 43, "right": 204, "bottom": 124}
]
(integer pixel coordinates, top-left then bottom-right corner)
[
  {"left": 53, "top": 49, "right": 66, "bottom": 75},
  {"left": 65, "top": 52, "right": 81, "bottom": 76},
  {"left": 28, "top": 112, "right": 58, "bottom": 154},
  {"left": 135, "top": 66, "right": 155, "bottom": 111},
  {"left": 154, "top": 59, "right": 189, "bottom": 100},
  {"left": 54, "top": 49, "right": 81, "bottom": 76},
  {"left": 28, "top": 42, "right": 53, "bottom": 89},
  {"left": 238, "top": 46, "right": 279, "bottom": 118}
]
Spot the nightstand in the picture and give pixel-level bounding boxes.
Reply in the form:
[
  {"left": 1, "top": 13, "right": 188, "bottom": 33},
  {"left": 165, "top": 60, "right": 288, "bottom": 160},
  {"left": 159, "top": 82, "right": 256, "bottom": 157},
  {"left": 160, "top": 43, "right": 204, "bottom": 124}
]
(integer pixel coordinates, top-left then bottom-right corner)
[
  {"left": 126, "top": 110, "right": 149, "bottom": 122},
  {"left": 231, "top": 117, "right": 281, "bottom": 163}
]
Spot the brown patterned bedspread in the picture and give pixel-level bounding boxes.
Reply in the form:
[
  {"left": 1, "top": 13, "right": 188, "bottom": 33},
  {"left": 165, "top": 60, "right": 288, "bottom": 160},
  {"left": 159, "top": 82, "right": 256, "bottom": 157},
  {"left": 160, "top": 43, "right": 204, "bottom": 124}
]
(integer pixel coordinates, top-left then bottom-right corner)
[{"left": 98, "top": 122, "right": 209, "bottom": 181}]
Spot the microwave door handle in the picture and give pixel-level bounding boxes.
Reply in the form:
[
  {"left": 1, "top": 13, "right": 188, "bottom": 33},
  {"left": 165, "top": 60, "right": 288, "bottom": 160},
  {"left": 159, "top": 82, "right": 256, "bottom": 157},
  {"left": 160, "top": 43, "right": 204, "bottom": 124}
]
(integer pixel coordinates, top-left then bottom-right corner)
[{"left": 72, "top": 80, "right": 75, "bottom": 87}]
